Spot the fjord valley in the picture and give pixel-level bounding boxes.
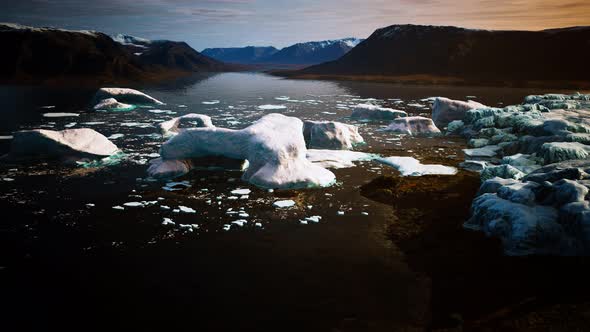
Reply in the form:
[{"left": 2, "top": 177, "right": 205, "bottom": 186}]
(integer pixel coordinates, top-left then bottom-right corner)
[{"left": 1, "top": 4, "right": 590, "bottom": 331}]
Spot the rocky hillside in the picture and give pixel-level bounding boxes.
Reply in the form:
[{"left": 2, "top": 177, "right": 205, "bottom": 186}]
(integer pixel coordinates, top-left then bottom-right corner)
[
  {"left": 0, "top": 23, "right": 231, "bottom": 84},
  {"left": 293, "top": 25, "right": 590, "bottom": 87}
]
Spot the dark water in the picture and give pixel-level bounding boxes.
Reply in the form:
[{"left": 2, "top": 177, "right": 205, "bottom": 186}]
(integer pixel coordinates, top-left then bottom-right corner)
[{"left": 0, "top": 73, "right": 587, "bottom": 331}]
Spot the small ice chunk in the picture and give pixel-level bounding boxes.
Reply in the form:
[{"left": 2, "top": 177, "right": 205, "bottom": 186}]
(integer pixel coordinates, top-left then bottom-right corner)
[
  {"left": 377, "top": 156, "right": 457, "bottom": 176},
  {"left": 337, "top": 211, "right": 345, "bottom": 216},
  {"left": 162, "top": 218, "right": 175, "bottom": 226},
  {"left": 273, "top": 200, "right": 296, "bottom": 208},
  {"left": 160, "top": 205, "right": 170, "bottom": 210},
  {"left": 202, "top": 100, "right": 220, "bottom": 105},
  {"left": 223, "top": 224, "right": 231, "bottom": 231},
  {"left": 361, "top": 212, "right": 369, "bottom": 216},
  {"left": 231, "top": 188, "right": 251, "bottom": 195},
  {"left": 232, "top": 219, "right": 247, "bottom": 227},
  {"left": 305, "top": 215, "right": 322, "bottom": 223},
  {"left": 112, "top": 205, "right": 124, "bottom": 210},
  {"left": 178, "top": 206, "right": 196, "bottom": 213},
  {"left": 42, "top": 112, "right": 79, "bottom": 118},
  {"left": 108, "top": 133, "right": 125, "bottom": 140},
  {"left": 85, "top": 203, "right": 95, "bottom": 208},
  {"left": 255, "top": 222, "right": 262, "bottom": 227},
  {"left": 123, "top": 202, "right": 144, "bottom": 207},
  {"left": 258, "top": 104, "right": 286, "bottom": 110}
]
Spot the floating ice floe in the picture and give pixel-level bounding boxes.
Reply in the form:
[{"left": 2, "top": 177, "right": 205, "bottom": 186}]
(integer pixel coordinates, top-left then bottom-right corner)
[
  {"left": 258, "top": 104, "right": 286, "bottom": 110},
  {"left": 112, "top": 206, "right": 124, "bottom": 210},
  {"left": 148, "top": 109, "right": 176, "bottom": 115},
  {"left": 108, "top": 133, "right": 125, "bottom": 140},
  {"left": 303, "top": 120, "right": 364, "bottom": 150},
  {"left": 275, "top": 96, "right": 290, "bottom": 101},
  {"left": 351, "top": 104, "right": 407, "bottom": 121},
  {"left": 0, "top": 136, "right": 13, "bottom": 140},
  {"left": 178, "top": 206, "right": 196, "bottom": 213},
  {"left": 93, "top": 98, "right": 136, "bottom": 112},
  {"left": 149, "top": 113, "right": 336, "bottom": 189},
  {"left": 377, "top": 156, "right": 457, "bottom": 176},
  {"left": 273, "top": 200, "right": 296, "bottom": 208},
  {"left": 42, "top": 112, "right": 79, "bottom": 118},
  {"left": 306, "top": 150, "right": 378, "bottom": 169},
  {"left": 92, "top": 88, "right": 163, "bottom": 106},
  {"left": 202, "top": 100, "right": 220, "bottom": 105},
  {"left": 162, "top": 218, "right": 175, "bottom": 226},
  {"left": 232, "top": 219, "right": 247, "bottom": 227},
  {"left": 2, "top": 128, "right": 119, "bottom": 161},
  {"left": 407, "top": 103, "right": 427, "bottom": 108},
  {"left": 301, "top": 215, "right": 322, "bottom": 223},
  {"left": 231, "top": 188, "right": 251, "bottom": 195},
  {"left": 123, "top": 202, "right": 144, "bottom": 207}
]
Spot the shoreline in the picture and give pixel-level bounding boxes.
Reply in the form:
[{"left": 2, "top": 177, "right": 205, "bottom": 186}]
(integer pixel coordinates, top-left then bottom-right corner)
[{"left": 271, "top": 72, "right": 590, "bottom": 91}]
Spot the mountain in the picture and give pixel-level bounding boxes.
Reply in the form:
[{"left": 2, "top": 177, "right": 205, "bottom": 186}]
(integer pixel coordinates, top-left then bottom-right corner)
[
  {"left": 112, "top": 36, "right": 228, "bottom": 72},
  {"left": 202, "top": 38, "right": 363, "bottom": 65},
  {"left": 289, "top": 25, "right": 590, "bottom": 87},
  {"left": 264, "top": 38, "right": 362, "bottom": 65},
  {"left": 201, "top": 46, "right": 279, "bottom": 64},
  {"left": 0, "top": 23, "right": 232, "bottom": 85}
]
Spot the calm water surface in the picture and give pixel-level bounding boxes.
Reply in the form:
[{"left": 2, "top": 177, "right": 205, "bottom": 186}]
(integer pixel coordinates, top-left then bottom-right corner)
[{"left": 0, "top": 73, "right": 584, "bottom": 331}]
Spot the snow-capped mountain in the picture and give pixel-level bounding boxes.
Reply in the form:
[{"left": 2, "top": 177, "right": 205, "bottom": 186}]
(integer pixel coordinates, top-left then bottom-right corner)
[
  {"left": 202, "top": 38, "right": 364, "bottom": 65},
  {"left": 201, "top": 46, "right": 279, "bottom": 64}
]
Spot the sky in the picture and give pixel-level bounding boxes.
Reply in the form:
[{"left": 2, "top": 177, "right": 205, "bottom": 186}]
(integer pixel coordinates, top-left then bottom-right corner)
[{"left": 1, "top": 0, "right": 589, "bottom": 50}]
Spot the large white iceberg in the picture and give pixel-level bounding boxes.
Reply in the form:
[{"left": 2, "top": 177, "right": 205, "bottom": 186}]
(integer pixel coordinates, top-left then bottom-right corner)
[
  {"left": 376, "top": 156, "right": 457, "bottom": 176},
  {"left": 382, "top": 116, "right": 441, "bottom": 135},
  {"left": 432, "top": 97, "right": 485, "bottom": 127},
  {"left": 148, "top": 113, "right": 336, "bottom": 189},
  {"left": 2, "top": 128, "right": 119, "bottom": 161},
  {"left": 91, "top": 88, "right": 163, "bottom": 106},
  {"left": 350, "top": 104, "right": 407, "bottom": 121},
  {"left": 303, "top": 120, "right": 364, "bottom": 150}
]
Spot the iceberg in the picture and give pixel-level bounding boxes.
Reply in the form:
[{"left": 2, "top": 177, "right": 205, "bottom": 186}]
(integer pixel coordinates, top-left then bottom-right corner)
[
  {"left": 2, "top": 128, "right": 119, "bottom": 161},
  {"left": 382, "top": 116, "right": 441, "bottom": 136},
  {"left": 149, "top": 113, "right": 336, "bottom": 189},
  {"left": 432, "top": 97, "right": 486, "bottom": 127},
  {"left": 303, "top": 120, "right": 364, "bottom": 150}
]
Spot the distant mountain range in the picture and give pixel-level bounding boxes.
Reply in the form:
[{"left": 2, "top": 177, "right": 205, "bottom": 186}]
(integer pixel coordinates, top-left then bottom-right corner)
[
  {"left": 285, "top": 24, "right": 590, "bottom": 87},
  {"left": 0, "top": 24, "right": 231, "bottom": 85},
  {"left": 202, "top": 38, "right": 363, "bottom": 65}
]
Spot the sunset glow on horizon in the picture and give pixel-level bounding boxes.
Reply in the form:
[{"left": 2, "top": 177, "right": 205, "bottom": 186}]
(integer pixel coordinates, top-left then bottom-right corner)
[{"left": 1, "top": 0, "right": 589, "bottom": 50}]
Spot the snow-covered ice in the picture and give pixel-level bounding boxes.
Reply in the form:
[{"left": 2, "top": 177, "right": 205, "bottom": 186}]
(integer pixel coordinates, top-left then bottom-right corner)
[{"left": 377, "top": 156, "right": 457, "bottom": 176}]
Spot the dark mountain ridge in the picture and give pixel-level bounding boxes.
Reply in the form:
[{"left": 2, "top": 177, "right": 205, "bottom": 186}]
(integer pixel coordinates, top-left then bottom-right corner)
[
  {"left": 288, "top": 24, "right": 590, "bottom": 87},
  {"left": 0, "top": 23, "right": 231, "bottom": 85}
]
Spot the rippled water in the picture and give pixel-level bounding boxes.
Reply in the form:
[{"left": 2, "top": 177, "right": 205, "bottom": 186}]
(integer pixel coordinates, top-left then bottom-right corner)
[{"left": 0, "top": 73, "right": 583, "bottom": 330}]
